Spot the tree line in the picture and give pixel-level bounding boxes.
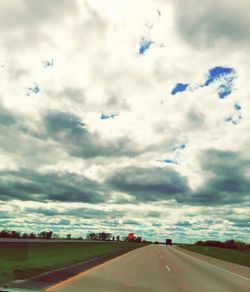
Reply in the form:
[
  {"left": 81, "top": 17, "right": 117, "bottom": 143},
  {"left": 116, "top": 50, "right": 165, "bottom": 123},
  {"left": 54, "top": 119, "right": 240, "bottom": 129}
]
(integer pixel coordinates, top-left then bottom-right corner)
[
  {"left": 195, "top": 239, "right": 250, "bottom": 252},
  {"left": 0, "top": 230, "right": 53, "bottom": 239},
  {"left": 0, "top": 230, "right": 147, "bottom": 242}
]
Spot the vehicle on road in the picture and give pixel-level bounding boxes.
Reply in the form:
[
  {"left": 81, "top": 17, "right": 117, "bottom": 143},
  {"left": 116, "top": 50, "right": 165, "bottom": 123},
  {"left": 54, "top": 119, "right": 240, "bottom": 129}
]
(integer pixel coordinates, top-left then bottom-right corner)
[{"left": 166, "top": 239, "right": 172, "bottom": 245}]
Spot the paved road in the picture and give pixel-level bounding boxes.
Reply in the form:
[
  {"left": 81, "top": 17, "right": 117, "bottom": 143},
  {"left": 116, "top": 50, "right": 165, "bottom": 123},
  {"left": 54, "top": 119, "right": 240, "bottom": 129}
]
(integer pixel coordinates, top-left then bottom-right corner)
[{"left": 47, "top": 245, "right": 250, "bottom": 292}]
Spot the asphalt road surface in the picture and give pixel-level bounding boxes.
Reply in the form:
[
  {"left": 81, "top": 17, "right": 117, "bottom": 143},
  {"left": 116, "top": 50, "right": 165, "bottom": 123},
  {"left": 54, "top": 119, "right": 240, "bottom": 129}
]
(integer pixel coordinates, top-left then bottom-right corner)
[{"left": 47, "top": 245, "right": 250, "bottom": 292}]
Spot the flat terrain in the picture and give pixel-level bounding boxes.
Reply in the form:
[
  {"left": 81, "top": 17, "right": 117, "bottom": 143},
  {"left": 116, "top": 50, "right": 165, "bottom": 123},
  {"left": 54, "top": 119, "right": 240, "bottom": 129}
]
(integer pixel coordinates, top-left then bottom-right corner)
[
  {"left": 0, "top": 241, "right": 144, "bottom": 286},
  {"left": 179, "top": 244, "right": 250, "bottom": 267},
  {"left": 47, "top": 245, "right": 250, "bottom": 292}
]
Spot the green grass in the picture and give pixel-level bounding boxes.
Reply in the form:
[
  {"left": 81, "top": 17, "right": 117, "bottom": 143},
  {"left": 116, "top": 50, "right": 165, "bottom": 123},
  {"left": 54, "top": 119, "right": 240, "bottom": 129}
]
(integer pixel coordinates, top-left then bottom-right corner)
[
  {"left": 0, "top": 241, "right": 145, "bottom": 286},
  {"left": 179, "top": 244, "right": 250, "bottom": 267}
]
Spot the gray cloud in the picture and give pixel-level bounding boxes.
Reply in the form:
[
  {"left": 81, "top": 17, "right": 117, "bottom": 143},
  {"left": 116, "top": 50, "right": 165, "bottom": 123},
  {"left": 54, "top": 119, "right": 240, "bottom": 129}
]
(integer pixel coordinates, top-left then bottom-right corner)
[
  {"left": 0, "top": 0, "right": 249, "bottom": 243},
  {"left": 104, "top": 94, "right": 130, "bottom": 112},
  {"left": 0, "top": 103, "right": 16, "bottom": 126},
  {"left": 187, "top": 108, "right": 206, "bottom": 128},
  {"left": 0, "top": 210, "right": 11, "bottom": 218},
  {"left": 146, "top": 211, "right": 162, "bottom": 218},
  {"left": 0, "top": 169, "right": 106, "bottom": 203},
  {"left": 2, "top": 149, "right": 244, "bottom": 207},
  {"left": 122, "top": 219, "right": 142, "bottom": 225},
  {"left": 175, "top": 221, "right": 193, "bottom": 228},
  {"left": 174, "top": 0, "right": 250, "bottom": 46},
  {"left": 45, "top": 87, "right": 86, "bottom": 104},
  {"left": 44, "top": 110, "right": 140, "bottom": 158},
  {"left": 0, "top": 0, "right": 78, "bottom": 52},
  {"left": 224, "top": 216, "right": 250, "bottom": 228},
  {"left": 182, "top": 150, "right": 250, "bottom": 205},
  {"left": 24, "top": 206, "right": 125, "bottom": 220},
  {"left": 106, "top": 150, "right": 250, "bottom": 206},
  {"left": 106, "top": 167, "right": 190, "bottom": 202},
  {"left": 152, "top": 223, "right": 162, "bottom": 227}
]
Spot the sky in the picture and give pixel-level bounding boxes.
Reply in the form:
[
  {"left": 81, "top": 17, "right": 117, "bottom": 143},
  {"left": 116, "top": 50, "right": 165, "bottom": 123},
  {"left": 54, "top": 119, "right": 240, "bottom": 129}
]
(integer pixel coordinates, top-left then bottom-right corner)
[{"left": 0, "top": 0, "right": 249, "bottom": 243}]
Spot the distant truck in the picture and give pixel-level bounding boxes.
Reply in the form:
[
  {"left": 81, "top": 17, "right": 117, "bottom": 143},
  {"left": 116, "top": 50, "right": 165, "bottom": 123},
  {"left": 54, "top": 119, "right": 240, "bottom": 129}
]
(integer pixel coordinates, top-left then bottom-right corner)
[{"left": 166, "top": 239, "right": 172, "bottom": 245}]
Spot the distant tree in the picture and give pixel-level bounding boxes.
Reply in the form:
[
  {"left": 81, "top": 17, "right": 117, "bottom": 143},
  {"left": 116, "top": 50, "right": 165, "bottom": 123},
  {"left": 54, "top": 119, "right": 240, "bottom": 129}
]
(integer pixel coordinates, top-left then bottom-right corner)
[
  {"left": 66, "top": 234, "right": 71, "bottom": 240},
  {"left": 29, "top": 232, "right": 36, "bottom": 239},
  {"left": 112, "top": 236, "right": 115, "bottom": 241},
  {"left": 99, "top": 232, "right": 112, "bottom": 241},
  {"left": 194, "top": 239, "right": 249, "bottom": 251},
  {"left": 52, "top": 233, "right": 59, "bottom": 239},
  {"left": 225, "top": 239, "right": 237, "bottom": 249},
  {"left": 135, "top": 236, "right": 142, "bottom": 243},
  {"left": 0, "top": 230, "right": 11, "bottom": 238},
  {"left": 121, "top": 236, "right": 127, "bottom": 241},
  {"left": 46, "top": 231, "right": 53, "bottom": 239},
  {"left": 86, "top": 232, "right": 98, "bottom": 240},
  {"left": 116, "top": 235, "right": 120, "bottom": 241},
  {"left": 11, "top": 231, "right": 20, "bottom": 238},
  {"left": 22, "top": 233, "right": 28, "bottom": 239},
  {"left": 39, "top": 231, "right": 47, "bottom": 239}
]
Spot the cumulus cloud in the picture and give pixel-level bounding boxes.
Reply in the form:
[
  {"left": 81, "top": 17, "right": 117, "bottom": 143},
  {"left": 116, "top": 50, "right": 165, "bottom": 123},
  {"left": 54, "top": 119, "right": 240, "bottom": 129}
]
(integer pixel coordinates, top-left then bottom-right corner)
[
  {"left": 43, "top": 110, "right": 140, "bottom": 158},
  {"left": 0, "top": 0, "right": 78, "bottom": 52},
  {"left": 106, "top": 167, "right": 190, "bottom": 202},
  {"left": 0, "top": 169, "right": 106, "bottom": 203},
  {"left": 174, "top": 0, "right": 250, "bottom": 46},
  {"left": 0, "top": 103, "right": 16, "bottom": 125},
  {"left": 0, "top": 0, "right": 249, "bottom": 242}
]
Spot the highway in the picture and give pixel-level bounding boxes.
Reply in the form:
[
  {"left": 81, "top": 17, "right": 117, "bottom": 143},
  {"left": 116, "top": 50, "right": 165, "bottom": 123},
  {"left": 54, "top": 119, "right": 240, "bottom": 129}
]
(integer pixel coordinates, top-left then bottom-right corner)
[{"left": 47, "top": 245, "right": 250, "bottom": 292}]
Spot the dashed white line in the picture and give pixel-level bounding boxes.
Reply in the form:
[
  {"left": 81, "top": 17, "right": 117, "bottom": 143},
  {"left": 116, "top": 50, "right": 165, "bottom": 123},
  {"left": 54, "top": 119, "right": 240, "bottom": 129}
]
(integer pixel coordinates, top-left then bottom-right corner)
[{"left": 165, "top": 265, "right": 171, "bottom": 272}]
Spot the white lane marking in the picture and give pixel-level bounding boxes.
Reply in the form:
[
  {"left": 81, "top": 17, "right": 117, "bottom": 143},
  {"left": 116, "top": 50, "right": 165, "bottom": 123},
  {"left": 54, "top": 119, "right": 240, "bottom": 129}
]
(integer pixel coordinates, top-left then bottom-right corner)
[
  {"left": 174, "top": 248, "right": 250, "bottom": 282},
  {"left": 165, "top": 265, "right": 171, "bottom": 272}
]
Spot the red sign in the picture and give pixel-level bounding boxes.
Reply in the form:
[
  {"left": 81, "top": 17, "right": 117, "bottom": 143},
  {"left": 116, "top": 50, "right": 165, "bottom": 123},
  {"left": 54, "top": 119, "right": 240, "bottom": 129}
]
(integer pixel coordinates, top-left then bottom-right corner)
[{"left": 128, "top": 233, "right": 135, "bottom": 239}]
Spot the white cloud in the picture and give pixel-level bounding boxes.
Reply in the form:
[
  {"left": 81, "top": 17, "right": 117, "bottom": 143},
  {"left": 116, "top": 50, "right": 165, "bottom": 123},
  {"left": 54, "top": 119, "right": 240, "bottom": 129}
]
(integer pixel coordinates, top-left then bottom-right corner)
[{"left": 0, "top": 0, "right": 249, "bottom": 242}]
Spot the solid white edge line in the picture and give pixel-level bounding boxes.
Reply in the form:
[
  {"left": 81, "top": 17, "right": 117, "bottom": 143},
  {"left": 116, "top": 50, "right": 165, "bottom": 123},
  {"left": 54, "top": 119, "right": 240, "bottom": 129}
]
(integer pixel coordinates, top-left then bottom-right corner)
[{"left": 174, "top": 247, "right": 250, "bottom": 282}]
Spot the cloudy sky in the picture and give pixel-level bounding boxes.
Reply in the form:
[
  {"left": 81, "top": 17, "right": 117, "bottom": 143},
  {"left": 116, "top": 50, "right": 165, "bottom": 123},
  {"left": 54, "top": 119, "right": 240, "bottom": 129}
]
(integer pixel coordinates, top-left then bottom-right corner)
[{"left": 0, "top": 0, "right": 249, "bottom": 243}]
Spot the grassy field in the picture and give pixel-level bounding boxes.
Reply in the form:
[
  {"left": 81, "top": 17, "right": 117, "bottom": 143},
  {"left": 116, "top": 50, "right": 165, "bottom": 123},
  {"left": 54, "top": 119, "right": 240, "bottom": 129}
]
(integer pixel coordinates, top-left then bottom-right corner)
[
  {"left": 0, "top": 241, "right": 145, "bottom": 286},
  {"left": 179, "top": 244, "right": 250, "bottom": 267}
]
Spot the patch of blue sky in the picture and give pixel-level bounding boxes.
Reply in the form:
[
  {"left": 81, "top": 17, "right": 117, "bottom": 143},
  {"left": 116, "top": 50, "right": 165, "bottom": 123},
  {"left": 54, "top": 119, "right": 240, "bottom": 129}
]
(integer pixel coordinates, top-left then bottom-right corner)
[
  {"left": 234, "top": 103, "right": 241, "bottom": 111},
  {"left": 138, "top": 38, "right": 153, "bottom": 55},
  {"left": 100, "top": 113, "right": 119, "bottom": 120},
  {"left": 225, "top": 114, "right": 242, "bottom": 125},
  {"left": 203, "top": 66, "right": 235, "bottom": 87},
  {"left": 42, "top": 59, "right": 54, "bottom": 68},
  {"left": 202, "top": 66, "right": 236, "bottom": 99},
  {"left": 218, "top": 83, "right": 232, "bottom": 99},
  {"left": 26, "top": 85, "right": 40, "bottom": 96},
  {"left": 172, "top": 144, "right": 187, "bottom": 152},
  {"left": 225, "top": 106, "right": 242, "bottom": 125},
  {"left": 100, "top": 114, "right": 110, "bottom": 120},
  {"left": 171, "top": 83, "right": 189, "bottom": 95},
  {"left": 161, "top": 159, "right": 178, "bottom": 165}
]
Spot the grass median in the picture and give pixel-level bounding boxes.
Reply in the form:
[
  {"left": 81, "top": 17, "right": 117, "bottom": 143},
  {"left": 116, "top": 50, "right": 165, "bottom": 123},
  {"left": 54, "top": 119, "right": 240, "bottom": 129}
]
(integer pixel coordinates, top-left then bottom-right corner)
[
  {"left": 0, "top": 241, "right": 147, "bottom": 286},
  {"left": 179, "top": 244, "right": 250, "bottom": 267}
]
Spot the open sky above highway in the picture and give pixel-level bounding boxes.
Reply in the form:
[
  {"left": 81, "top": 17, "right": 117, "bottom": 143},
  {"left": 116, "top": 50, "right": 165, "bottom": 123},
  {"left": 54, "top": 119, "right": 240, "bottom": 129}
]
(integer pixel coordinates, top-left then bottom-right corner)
[{"left": 0, "top": 0, "right": 249, "bottom": 243}]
